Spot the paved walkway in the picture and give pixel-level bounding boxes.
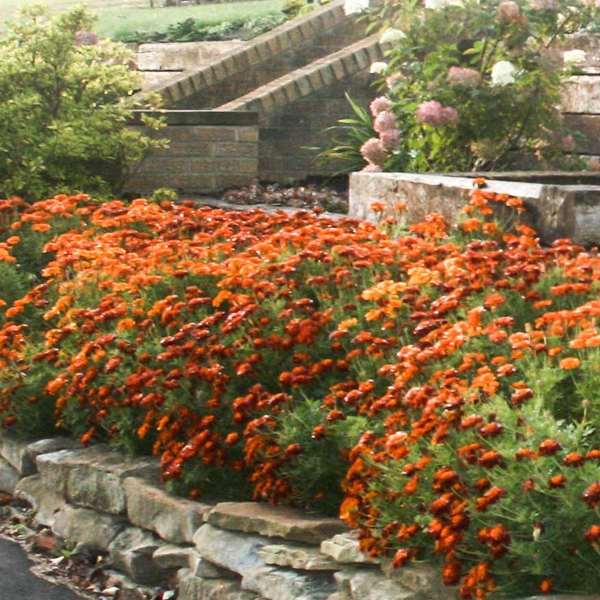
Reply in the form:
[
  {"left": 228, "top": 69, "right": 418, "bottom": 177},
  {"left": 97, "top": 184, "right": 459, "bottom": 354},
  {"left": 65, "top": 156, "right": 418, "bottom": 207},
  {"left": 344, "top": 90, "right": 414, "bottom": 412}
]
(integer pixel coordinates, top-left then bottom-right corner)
[{"left": 0, "top": 536, "right": 86, "bottom": 600}]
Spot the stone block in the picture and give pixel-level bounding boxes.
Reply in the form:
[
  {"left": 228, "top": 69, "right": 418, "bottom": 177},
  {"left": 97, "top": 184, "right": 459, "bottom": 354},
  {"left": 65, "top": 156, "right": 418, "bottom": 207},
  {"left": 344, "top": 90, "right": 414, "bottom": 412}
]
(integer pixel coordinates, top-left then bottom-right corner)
[
  {"left": 123, "top": 477, "right": 210, "bottom": 544},
  {"left": 137, "top": 41, "right": 245, "bottom": 74},
  {"left": 0, "top": 456, "right": 19, "bottom": 493},
  {"left": 334, "top": 567, "right": 424, "bottom": 600},
  {"left": 380, "top": 562, "right": 458, "bottom": 600},
  {"left": 109, "top": 526, "right": 173, "bottom": 585},
  {"left": 349, "top": 171, "right": 600, "bottom": 247},
  {"left": 36, "top": 445, "right": 160, "bottom": 514},
  {"left": 242, "top": 565, "right": 336, "bottom": 600},
  {"left": 15, "top": 474, "right": 67, "bottom": 528},
  {"left": 153, "top": 544, "right": 195, "bottom": 570},
  {"left": 193, "top": 523, "right": 266, "bottom": 575},
  {"left": 189, "top": 551, "right": 238, "bottom": 579},
  {"left": 320, "top": 532, "right": 378, "bottom": 564},
  {"left": 0, "top": 434, "right": 33, "bottom": 475},
  {"left": 0, "top": 434, "right": 81, "bottom": 477},
  {"left": 177, "top": 568, "right": 259, "bottom": 600},
  {"left": 259, "top": 542, "right": 339, "bottom": 571},
  {"left": 205, "top": 502, "right": 348, "bottom": 544},
  {"left": 561, "top": 76, "right": 600, "bottom": 113},
  {"left": 53, "top": 503, "right": 126, "bottom": 551}
]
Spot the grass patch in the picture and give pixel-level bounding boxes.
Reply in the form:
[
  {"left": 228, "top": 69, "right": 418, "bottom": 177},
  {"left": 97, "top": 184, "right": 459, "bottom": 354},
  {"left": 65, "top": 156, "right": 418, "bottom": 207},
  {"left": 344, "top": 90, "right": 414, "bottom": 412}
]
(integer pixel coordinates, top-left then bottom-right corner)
[{"left": 0, "top": 0, "right": 287, "bottom": 39}]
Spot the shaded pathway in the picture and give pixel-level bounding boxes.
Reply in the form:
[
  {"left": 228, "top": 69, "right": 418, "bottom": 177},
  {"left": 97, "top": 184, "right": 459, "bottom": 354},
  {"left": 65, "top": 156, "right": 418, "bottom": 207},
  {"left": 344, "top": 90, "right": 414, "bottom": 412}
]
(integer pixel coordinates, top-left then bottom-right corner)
[{"left": 0, "top": 536, "right": 87, "bottom": 600}]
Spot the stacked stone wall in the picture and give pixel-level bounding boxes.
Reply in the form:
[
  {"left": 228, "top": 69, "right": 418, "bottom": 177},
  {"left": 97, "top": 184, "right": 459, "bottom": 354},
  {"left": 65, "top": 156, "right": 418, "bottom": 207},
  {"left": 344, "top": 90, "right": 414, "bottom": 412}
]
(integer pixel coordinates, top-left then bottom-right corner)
[{"left": 1, "top": 434, "right": 600, "bottom": 600}]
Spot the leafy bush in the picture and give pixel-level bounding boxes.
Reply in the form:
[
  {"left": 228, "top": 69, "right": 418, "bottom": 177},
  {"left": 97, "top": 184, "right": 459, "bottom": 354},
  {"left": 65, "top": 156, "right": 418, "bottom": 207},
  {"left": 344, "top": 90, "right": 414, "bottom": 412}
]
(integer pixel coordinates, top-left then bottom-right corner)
[
  {"left": 0, "top": 5, "right": 166, "bottom": 200},
  {"left": 119, "top": 13, "right": 287, "bottom": 43},
  {"left": 325, "top": 0, "right": 600, "bottom": 172},
  {"left": 1, "top": 185, "right": 600, "bottom": 596}
]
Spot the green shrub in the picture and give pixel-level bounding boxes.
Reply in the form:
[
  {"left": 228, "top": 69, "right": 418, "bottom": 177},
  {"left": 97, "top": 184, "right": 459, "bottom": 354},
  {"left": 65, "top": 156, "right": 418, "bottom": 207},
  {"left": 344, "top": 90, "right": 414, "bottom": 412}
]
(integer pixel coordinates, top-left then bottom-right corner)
[
  {"left": 119, "top": 13, "right": 286, "bottom": 43},
  {"left": 0, "top": 5, "right": 166, "bottom": 200},
  {"left": 324, "top": 0, "right": 600, "bottom": 173}
]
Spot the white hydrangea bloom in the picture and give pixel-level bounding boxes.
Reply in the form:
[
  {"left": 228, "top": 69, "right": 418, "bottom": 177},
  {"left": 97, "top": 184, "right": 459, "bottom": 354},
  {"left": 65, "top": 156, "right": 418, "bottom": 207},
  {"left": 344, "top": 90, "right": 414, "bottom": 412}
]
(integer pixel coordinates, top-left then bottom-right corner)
[
  {"left": 425, "top": 0, "right": 462, "bottom": 8},
  {"left": 370, "top": 61, "right": 388, "bottom": 74},
  {"left": 491, "top": 60, "right": 517, "bottom": 86},
  {"left": 563, "top": 49, "right": 587, "bottom": 64},
  {"left": 379, "top": 28, "right": 407, "bottom": 44},
  {"left": 343, "top": 0, "right": 369, "bottom": 15}
]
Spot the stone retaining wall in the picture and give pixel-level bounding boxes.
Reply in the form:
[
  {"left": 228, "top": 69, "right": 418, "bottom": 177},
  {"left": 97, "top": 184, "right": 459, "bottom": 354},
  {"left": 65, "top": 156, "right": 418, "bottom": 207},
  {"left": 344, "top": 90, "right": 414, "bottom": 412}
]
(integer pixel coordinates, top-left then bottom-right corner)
[
  {"left": 1, "top": 434, "right": 600, "bottom": 600},
  {"left": 124, "top": 110, "right": 259, "bottom": 196},
  {"left": 348, "top": 171, "right": 600, "bottom": 247}
]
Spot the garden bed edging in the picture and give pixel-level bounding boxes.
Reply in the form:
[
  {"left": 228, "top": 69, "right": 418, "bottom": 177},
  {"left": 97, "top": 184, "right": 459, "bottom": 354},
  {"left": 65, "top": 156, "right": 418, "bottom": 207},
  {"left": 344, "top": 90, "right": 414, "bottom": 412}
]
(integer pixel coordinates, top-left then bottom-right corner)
[
  {"left": 2, "top": 429, "right": 600, "bottom": 599},
  {"left": 348, "top": 171, "right": 600, "bottom": 247}
]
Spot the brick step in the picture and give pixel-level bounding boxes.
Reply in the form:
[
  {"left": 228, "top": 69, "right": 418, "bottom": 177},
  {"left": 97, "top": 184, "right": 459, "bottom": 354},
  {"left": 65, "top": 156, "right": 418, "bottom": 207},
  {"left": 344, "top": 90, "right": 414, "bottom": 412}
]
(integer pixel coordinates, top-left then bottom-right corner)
[
  {"left": 156, "top": 0, "right": 369, "bottom": 110},
  {"left": 218, "top": 34, "right": 383, "bottom": 116}
]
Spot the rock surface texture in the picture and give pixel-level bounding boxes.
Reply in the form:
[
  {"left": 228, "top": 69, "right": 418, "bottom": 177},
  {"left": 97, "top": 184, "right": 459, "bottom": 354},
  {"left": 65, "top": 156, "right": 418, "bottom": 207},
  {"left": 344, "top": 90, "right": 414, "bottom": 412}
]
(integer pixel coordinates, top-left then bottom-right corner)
[{"left": 1, "top": 433, "right": 600, "bottom": 600}]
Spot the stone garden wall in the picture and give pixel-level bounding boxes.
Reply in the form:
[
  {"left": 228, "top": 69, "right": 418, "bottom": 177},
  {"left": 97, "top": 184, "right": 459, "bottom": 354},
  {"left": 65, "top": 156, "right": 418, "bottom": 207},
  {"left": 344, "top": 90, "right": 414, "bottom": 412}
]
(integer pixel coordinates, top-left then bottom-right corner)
[{"left": 1, "top": 433, "right": 600, "bottom": 600}]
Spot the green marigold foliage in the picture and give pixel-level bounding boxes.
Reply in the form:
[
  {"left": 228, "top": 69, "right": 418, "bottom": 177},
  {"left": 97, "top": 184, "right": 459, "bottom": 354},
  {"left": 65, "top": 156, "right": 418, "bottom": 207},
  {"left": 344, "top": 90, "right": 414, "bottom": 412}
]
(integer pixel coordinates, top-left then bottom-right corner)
[
  {"left": 0, "top": 5, "right": 166, "bottom": 200},
  {"left": 2, "top": 188, "right": 600, "bottom": 596},
  {"left": 324, "top": 0, "right": 600, "bottom": 172}
]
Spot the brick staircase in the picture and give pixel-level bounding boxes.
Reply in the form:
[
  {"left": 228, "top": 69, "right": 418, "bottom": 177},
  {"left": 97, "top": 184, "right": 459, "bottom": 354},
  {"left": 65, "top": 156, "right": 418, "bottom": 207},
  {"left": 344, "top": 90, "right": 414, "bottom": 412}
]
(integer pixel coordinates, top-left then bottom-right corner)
[
  {"left": 130, "top": 6, "right": 600, "bottom": 195},
  {"left": 130, "top": 0, "right": 383, "bottom": 192}
]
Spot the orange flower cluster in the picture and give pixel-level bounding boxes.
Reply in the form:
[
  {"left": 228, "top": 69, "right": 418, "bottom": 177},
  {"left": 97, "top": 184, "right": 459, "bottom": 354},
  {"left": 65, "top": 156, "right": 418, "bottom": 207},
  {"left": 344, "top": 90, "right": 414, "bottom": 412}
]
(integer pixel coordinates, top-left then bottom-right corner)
[{"left": 0, "top": 185, "right": 600, "bottom": 595}]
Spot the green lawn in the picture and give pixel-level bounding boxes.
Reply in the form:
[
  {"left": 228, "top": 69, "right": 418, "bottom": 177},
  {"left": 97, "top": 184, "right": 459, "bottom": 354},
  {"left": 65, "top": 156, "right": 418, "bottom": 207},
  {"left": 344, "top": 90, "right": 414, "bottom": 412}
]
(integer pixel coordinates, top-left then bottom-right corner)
[{"left": 0, "top": 0, "right": 287, "bottom": 39}]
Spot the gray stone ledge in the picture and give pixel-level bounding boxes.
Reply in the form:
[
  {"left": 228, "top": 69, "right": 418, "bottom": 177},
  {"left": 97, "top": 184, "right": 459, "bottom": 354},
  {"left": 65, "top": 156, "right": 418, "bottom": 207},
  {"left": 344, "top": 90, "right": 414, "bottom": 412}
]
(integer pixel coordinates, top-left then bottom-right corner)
[{"left": 205, "top": 502, "right": 348, "bottom": 544}]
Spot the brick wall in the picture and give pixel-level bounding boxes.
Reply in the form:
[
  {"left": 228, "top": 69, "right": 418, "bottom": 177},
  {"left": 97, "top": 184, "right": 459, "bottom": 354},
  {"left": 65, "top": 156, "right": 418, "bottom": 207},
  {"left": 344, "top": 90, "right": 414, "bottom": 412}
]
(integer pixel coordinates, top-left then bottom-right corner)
[{"left": 124, "top": 110, "right": 258, "bottom": 196}]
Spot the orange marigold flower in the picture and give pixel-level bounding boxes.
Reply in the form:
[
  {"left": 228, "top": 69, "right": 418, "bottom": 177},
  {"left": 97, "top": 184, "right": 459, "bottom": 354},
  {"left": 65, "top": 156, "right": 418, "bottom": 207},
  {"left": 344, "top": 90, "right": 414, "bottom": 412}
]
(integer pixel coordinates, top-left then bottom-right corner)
[
  {"left": 516, "top": 448, "right": 538, "bottom": 461},
  {"left": 442, "top": 560, "right": 463, "bottom": 585},
  {"left": 391, "top": 548, "right": 415, "bottom": 568},
  {"left": 584, "top": 525, "right": 600, "bottom": 543},
  {"left": 116, "top": 318, "right": 136, "bottom": 331},
  {"left": 559, "top": 356, "right": 581, "bottom": 370},
  {"left": 583, "top": 482, "right": 600, "bottom": 508},
  {"left": 539, "top": 578, "right": 553, "bottom": 594},
  {"left": 484, "top": 293, "right": 505, "bottom": 308},
  {"left": 548, "top": 474, "right": 566, "bottom": 489},
  {"left": 31, "top": 223, "right": 52, "bottom": 232},
  {"left": 538, "top": 439, "right": 562, "bottom": 456},
  {"left": 563, "top": 452, "right": 585, "bottom": 467},
  {"left": 478, "top": 450, "right": 504, "bottom": 469},
  {"left": 510, "top": 387, "right": 534, "bottom": 405}
]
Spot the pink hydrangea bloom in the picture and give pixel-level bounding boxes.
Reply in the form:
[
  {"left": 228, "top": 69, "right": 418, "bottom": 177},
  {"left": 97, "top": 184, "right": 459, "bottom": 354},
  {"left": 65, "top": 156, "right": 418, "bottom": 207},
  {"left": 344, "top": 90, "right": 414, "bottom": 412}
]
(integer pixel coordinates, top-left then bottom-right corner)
[
  {"left": 415, "top": 100, "right": 460, "bottom": 126},
  {"left": 361, "top": 163, "right": 383, "bottom": 172},
  {"left": 496, "top": 1, "right": 526, "bottom": 24},
  {"left": 369, "top": 96, "right": 392, "bottom": 117},
  {"left": 380, "top": 129, "right": 401, "bottom": 150},
  {"left": 360, "top": 138, "right": 389, "bottom": 166},
  {"left": 373, "top": 111, "right": 398, "bottom": 133},
  {"left": 447, "top": 66, "right": 482, "bottom": 88}
]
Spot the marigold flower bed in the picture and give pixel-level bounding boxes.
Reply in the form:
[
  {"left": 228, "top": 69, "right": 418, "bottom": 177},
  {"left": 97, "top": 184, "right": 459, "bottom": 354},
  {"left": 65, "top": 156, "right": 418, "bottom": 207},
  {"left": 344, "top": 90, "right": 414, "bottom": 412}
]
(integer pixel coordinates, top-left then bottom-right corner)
[{"left": 1, "top": 188, "right": 600, "bottom": 598}]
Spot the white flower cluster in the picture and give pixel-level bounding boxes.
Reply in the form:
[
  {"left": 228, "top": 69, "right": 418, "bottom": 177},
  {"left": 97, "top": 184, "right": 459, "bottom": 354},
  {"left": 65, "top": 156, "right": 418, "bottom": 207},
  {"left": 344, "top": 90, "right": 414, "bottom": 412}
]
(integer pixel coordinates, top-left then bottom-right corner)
[
  {"left": 343, "top": 0, "right": 369, "bottom": 15},
  {"left": 491, "top": 60, "right": 517, "bottom": 86}
]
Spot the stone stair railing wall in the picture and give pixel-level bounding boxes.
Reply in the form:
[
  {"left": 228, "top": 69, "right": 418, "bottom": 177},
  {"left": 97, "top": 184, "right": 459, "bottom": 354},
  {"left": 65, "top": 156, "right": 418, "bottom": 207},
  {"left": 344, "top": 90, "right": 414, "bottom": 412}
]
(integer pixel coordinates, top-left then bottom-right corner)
[
  {"left": 125, "top": 9, "right": 600, "bottom": 195},
  {"left": 2, "top": 434, "right": 600, "bottom": 600},
  {"left": 124, "top": 110, "right": 259, "bottom": 195},
  {"left": 126, "top": 0, "right": 385, "bottom": 193}
]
